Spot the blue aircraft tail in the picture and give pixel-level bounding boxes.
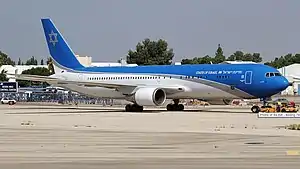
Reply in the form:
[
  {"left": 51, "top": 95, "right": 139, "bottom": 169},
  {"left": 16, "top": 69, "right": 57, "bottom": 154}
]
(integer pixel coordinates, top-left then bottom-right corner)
[{"left": 41, "top": 18, "right": 84, "bottom": 70}]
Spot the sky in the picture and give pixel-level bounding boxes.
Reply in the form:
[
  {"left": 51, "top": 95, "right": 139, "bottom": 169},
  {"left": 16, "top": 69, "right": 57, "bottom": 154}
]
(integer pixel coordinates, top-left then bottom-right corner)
[{"left": 1, "top": 0, "right": 300, "bottom": 63}]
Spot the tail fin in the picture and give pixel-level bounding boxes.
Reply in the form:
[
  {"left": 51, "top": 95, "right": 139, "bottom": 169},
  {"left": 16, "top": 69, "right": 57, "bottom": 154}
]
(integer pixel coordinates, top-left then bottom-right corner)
[{"left": 41, "top": 18, "right": 84, "bottom": 71}]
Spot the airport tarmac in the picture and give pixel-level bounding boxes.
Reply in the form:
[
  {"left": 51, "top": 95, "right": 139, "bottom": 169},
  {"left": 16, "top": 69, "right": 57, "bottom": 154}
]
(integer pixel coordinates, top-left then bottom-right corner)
[{"left": 0, "top": 104, "right": 300, "bottom": 169}]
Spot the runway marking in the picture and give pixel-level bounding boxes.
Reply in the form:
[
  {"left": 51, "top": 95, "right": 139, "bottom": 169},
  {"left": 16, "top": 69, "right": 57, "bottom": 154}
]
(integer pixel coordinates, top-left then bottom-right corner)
[{"left": 286, "top": 150, "right": 300, "bottom": 155}]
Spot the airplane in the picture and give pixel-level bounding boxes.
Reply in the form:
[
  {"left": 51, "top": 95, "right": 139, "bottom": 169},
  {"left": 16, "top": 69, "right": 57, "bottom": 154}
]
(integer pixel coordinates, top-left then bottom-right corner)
[{"left": 8, "top": 18, "right": 290, "bottom": 112}]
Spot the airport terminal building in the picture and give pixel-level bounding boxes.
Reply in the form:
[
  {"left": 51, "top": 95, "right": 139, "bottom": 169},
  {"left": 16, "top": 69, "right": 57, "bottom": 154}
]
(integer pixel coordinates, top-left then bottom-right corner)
[{"left": 278, "top": 64, "right": 300, "bottom": 96}]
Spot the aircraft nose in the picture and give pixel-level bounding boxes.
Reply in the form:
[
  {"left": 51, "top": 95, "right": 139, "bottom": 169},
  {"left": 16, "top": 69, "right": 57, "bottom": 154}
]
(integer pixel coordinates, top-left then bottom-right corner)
[{"left": 277, "top": 77, "right": 290, "bottom": 91}]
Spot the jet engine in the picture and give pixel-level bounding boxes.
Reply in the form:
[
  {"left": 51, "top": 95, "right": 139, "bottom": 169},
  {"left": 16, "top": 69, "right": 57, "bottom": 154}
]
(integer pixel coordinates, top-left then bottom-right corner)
[{"left": 126, "top": 87, "right": 167, "bottom": 106}]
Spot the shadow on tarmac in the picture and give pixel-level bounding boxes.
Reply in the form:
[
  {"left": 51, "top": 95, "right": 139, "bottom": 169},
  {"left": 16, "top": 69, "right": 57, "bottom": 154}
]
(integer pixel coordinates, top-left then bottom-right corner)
[{"left": 6, "top": 107, "right": 252, "bottom": 115}]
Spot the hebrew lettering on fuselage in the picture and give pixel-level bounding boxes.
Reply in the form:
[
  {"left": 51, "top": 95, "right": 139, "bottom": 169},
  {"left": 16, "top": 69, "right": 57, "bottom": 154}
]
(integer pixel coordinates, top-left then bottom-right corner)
[{"left": 195, "top": 70, "right": 243, "bottom": 75}]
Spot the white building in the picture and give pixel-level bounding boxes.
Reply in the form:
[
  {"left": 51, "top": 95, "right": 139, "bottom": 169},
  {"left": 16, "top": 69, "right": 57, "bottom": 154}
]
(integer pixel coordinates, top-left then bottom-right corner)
[
  {"left": 0, "top": 65, "right": 48, "bottom": 75},
  {"left": 0, "top": 65, "right": 48, "bottom": 82},
  {"left": 75, "top": 55, "right": 92, "bottom": 66},
  {"left": 277, "top": 64, "right": 300, "bottom": 95}
]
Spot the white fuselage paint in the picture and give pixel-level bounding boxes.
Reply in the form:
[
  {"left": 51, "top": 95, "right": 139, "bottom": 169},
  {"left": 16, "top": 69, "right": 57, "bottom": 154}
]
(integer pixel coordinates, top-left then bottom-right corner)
[{"left": 50, "top": 71, "right": 240, "bottom": 100}]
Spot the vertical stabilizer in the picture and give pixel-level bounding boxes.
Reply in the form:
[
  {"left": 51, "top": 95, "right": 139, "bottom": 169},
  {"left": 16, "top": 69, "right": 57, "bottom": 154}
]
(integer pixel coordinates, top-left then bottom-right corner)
[{"left": 41, "top": 18, "right": 84, "bottom": 71}]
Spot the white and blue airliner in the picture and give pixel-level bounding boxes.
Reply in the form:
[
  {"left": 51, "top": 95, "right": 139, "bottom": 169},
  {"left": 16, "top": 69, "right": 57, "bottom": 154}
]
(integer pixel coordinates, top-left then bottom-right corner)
[{"left": 10, "top": 18, "right": 290, "bottom": 112}]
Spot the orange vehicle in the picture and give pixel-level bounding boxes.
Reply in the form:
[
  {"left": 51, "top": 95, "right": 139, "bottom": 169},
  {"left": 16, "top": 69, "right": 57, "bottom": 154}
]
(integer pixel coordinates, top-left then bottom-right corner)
[
  {"left": 251, "top": 102, "right": 298, "bottom": 113},
  {"left": 259, "top": 104, "right": 276, "bottom": 113},
  {"left": 251, "top": 103, "right": 276, "bottom": 113},
  {"left": 280, "top": 103, "right": 298, "bottom": 112}
]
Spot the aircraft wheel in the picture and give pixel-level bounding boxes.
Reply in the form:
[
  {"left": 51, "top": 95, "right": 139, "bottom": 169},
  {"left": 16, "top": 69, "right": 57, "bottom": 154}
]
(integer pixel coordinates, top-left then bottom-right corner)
[
  {"left": 125, "top": 104, "right": 143, "bottom": 112},
  {"left": 251, "top": 106, "right": 260, "bottom": 113},
  {"left": 178, "top": 104, "right": 184, "bottom": 111},
  {"left": 125, "top": 104, "right": 131, "bottom": 112},
  {"left": 167, "top": 104, "right": 174, "bottom": 111},
  {"left": 135, "top": 105, "right": 143, "bottom": 112},
  {"left": 166, "top": 104, "right": 184, "bottom": 111}
]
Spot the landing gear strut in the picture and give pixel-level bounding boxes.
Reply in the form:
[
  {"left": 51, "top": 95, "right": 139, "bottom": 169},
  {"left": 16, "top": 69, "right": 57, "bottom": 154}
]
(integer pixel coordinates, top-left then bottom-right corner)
[
  {"left": 125, "top": 104, "right": 144, "bottom": 112},
  {"left": 166, "top": 99, "right": 184, "bottom": 111}
]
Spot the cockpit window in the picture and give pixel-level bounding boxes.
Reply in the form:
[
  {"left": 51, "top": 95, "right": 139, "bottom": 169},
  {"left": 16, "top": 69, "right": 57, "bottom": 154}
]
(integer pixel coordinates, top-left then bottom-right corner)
[
  {"left": 274, "top": 72, "right": 281, "bottom": 76},
  {"left": 266, "top": 72, "right": 282, "bottom": 77}
]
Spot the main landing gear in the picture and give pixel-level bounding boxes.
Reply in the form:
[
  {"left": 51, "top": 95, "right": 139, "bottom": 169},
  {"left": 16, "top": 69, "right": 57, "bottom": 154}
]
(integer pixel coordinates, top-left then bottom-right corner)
[
  {"left": 124, "top": 99, "right": 185, "bottom": 112},
  {"left": 166, "top": 99, "right": 184, "bottom": 111},
  {"left": 125, "top": 104, "right": 144, "bottom": 112}
]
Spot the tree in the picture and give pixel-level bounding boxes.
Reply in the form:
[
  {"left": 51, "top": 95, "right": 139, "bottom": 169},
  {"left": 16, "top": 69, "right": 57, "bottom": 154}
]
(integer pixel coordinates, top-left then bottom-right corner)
[
  {"left": 40, "top": 59, "right": 44, "bottom": 65},
  {"left": 0, "top": 51, "right": 15, "bottom": 82},
  {"left": 25, "top": 56, "right": 38, "bottom": 65},
  {"left": 181, "top": 55, "right": 213, "bottom": 64},
  {"left": 226, "top": 51, "right": 262, "bottom": 62},
  {"left": 18, "top": 67, "right": 51, "bottom": 87},
  {"left": 227, "top": 51, "right": 244, "bottom": 61},
  {"left": 0, "top": 51, "right": 15, "bottom": 66},
  {"left": 47, "top": 57, "right": 55, "bottom": 74},
  {"left": 0, "top": 70, "right": 8, "bottom": 81},
  {"left": 252, "top": 53, "right": 262, "bottom": 62},
  {"left": 214, "top": 44, "right": 225, "bottom": 63},
  {"left": 17, "top": 58, "right": 21, "bottom": 65},
  {"left": 126, "top": 38, "right": 174, "bottom": 65},
  {"left": 22, "top": 67, "right": 51, "bottom": 76},
  {"left": 264, "top": 53, "right": 299, "bottom": 68}
]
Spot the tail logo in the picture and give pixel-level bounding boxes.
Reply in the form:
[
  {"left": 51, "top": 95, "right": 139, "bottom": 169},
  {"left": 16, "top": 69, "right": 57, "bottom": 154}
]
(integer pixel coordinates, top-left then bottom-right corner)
[{"left": 48, "top": 30, "right": 58, "bottom": 46}]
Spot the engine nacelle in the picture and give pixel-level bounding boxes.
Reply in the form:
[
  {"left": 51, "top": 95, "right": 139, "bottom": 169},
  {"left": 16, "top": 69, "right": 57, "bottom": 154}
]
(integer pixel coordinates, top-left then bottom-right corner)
[{"left": 127, "top": 87, "right": 167, "bottom": 106}]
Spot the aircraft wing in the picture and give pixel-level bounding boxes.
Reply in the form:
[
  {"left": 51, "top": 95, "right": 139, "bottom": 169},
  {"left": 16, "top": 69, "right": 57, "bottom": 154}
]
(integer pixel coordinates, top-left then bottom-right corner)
[{"left": 7, "top": 73, "right": 185, "bottom": 95}]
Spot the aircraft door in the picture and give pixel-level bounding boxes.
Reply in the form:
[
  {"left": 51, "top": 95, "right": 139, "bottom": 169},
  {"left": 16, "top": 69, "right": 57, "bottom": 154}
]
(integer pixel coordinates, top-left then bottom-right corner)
[
  {"left": 78, "top": 73, "right": 84, "bottom": 81},
  {"left": 245, "top": 71, "right": 252, "bottom": 84}
]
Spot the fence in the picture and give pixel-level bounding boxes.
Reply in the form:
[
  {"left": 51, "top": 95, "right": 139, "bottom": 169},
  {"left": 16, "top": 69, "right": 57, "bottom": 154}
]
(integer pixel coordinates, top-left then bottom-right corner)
[{"left": 0, "top": 92, "right": 115, "bottom": 106}]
